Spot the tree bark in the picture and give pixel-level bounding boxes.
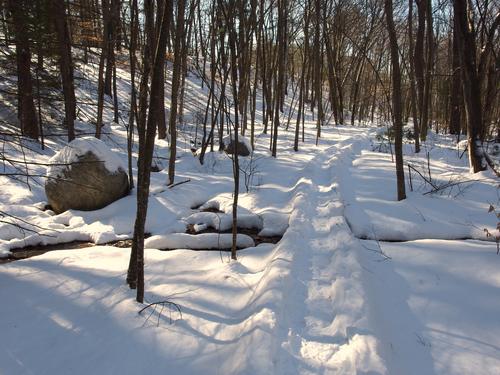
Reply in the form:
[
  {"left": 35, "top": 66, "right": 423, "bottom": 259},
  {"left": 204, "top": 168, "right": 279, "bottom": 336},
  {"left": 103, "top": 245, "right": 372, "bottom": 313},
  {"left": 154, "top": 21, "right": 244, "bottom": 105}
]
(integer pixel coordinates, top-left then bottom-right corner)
[
  {"left": 414, "top": 0, "right": 425, "bottom": 132},
  {"left": 226, "top": 0, "right": 240, "bottom": 260},
  {"left": 8, "top": 0, "right": 39, "bottom": 140},
  {"left": 449, "top": 22, "right": 461, "bottom": 135},
  {"left": 127, "top": 0, "right": 139, "bottom": 190},
  {"left": 420, "top": 0, "right": 433, "bottom": 141},
  {"left": 155, "top": 0, "right": 171, "bottom": 140},
  {"left": 385, "top": 0, "right": 406, "bottom": 201},
  {"left": 95, "top": 0, "right": 110, "bottom": 139},
  {"left": 408, "top": 0, "right": 420, "bottom": 152},
  {"left": 126, "top": 0, "right": 154, "bottom": 290},
  {"left": 272, "top": 0, "right": 286, "bottom": 157},
  {"left": 130, "top": 0, "right": 172, "bottom": 303},
  {"left": 167, "top": 0, "right": 186, "bottom": 186},
  {"left": 453, "top": 0, "right": 486, "bottom": 173},
  {"left": 51, "top": 0, "right": 76, "bottom": 142}
]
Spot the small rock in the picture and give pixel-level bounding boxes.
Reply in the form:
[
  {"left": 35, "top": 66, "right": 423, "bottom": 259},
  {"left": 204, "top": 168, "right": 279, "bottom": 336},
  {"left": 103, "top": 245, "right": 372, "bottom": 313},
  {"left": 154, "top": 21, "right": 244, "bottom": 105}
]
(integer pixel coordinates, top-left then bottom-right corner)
[{"left": 222, "top": 134, "right": 252, "bottom": 156}]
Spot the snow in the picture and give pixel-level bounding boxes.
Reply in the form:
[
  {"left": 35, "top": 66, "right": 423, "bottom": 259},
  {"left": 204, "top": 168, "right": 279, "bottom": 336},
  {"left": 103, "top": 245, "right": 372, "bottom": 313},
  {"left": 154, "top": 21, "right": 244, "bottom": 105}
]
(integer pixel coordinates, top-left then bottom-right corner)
[
  {"left": 185, "top": 208, "right": 263, "bottom": 232},
  {"left": 145, "top": 233, "right": 255, "bottom": 250},
  {"left": 1, "top": 45, "right": 499, "bottom": 374},
  {"left": 341, "top": 135, "right": 498, "bottom": 241},
  {"left": 258, "top": 211, "right": 289, "bottom": 237},
  {"left": 47, "top": 136, "right": 127, "bottom": 178},
  {"left": 2, "top": 123, "right": 499, "bottom": 374},
  {"left": 361, "top": 239, "right": 500, "bottom": 375}
]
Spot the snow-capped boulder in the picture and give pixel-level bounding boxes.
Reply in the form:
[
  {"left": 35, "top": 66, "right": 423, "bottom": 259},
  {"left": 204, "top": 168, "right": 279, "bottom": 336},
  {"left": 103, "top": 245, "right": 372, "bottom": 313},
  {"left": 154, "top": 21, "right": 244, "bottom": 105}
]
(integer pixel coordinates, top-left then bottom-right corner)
[
  {"left": 45, "top": 137, "right": 129, "bottom": 214},
  {"left": 222, "top": 134, "right": 252, "bottom": 156}
]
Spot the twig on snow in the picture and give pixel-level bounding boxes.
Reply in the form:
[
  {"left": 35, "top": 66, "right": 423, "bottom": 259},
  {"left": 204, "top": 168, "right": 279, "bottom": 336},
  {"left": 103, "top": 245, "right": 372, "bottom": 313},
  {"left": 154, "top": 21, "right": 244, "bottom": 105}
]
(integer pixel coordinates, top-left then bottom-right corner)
[
  {"left": 138, "top": 300, "right": 183, "bottom": 326},
  {"left": 168, "top": 179, "right": 191, "bottom": 189}
]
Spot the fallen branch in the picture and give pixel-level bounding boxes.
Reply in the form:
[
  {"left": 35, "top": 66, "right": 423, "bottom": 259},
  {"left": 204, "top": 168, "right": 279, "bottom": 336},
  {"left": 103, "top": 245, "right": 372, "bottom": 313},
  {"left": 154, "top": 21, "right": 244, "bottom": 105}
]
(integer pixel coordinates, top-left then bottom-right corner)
[
  {"left": 138, "top": 300, "right": 183, "bottom": 326},
  {"left": 423, "top": 179, "right": 480, "bottom": 195},
  {"left": 407, "top": 164, "right": 438, "bottom": 190},
  {"left": 459, "top": 144, "right": 468, "bottom": 159},
  {"left": 0, "top": 211, "right": 58, "bottom": 240},
  {"left": 168, "top": 179, "right": 191, "bottom": 189},
  {"left": 362, "top": 229, "right": 392, "bottom": 262},
  {"left": 1, "top": 155, "right": 104, "bottom": 167}
]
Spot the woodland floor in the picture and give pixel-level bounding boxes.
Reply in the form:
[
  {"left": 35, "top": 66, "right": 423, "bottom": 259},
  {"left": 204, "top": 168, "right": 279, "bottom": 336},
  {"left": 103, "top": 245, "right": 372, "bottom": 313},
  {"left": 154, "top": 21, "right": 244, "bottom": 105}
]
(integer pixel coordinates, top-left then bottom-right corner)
[{"left": 1, "top": 122, "right": 499, "bottom": 374}]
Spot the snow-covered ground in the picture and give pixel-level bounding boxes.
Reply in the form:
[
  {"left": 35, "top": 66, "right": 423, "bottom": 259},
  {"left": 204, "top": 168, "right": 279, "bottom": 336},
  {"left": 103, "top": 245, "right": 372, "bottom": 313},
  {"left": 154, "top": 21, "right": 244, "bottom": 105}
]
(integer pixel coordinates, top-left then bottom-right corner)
[
  {"left": 1, "top": 123, "right": 499, "bottom": 374},
  {"left": 362, "top": 238, "right": 500, "bottom": 375},
  {"left": 342, "top": 130, "right": 498, "bottom": 241},
  {"left": 1, "top": 48, "right": 499, "bottom": 374}
]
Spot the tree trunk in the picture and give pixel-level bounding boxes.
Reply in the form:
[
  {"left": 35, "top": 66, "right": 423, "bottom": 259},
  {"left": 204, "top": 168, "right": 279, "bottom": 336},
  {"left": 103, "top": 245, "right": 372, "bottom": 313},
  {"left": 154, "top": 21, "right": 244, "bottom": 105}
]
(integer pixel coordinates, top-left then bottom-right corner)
[
  {"left": 414, "top": 0, "right": 425, "bottom": 132},
  {"left": 227, "top": 1, "right": 240, "bottom": 260},
  {"left": 126, "top": 0, "right": 154, "bottom": 290},
  {"left": 104, "top": 0, "right": 118, "bottom": 96},
  {"left": 420, "top": 0, "right": 433, "bottom": 141},
  {"left": 51, "top": 0, "right": 76, "bottom": 142},
  {"left": 272, "top": 0, "right": 286, "bottom": 157},
  {"left": 385, "top": 0, "right": 406, "bottom": 201},
  {"left": 155, "top": 0, "right": 171, "bottom": 140},
  {"left": 408, "top": 0, "right": 420, "bottom": 152},
  {"left": 127, "top": 0, "right": 139, "bottom": 190},
  {"left": 8, "top": 0, "right": 39, "bottom": 140},
  {"left": 295, "top": 43, "right": 307, "bottom": 152},
  {"left": 129, "top": 0, "right": 171, "bottom": 303},
  {"left": 96, "top": 0, "right": 110, "bottom": 139},
  {"left": 453, "top": 0, "right": 486, "bottom": 173},
  {"left": 313, "top": 0, "right": 322, "bottom": 145},
  {"left": 167, "top": 0, "right": 186, "bottom": 185},
  {"left": 449, "top": 23, "right": 461, "bottom": 135}
]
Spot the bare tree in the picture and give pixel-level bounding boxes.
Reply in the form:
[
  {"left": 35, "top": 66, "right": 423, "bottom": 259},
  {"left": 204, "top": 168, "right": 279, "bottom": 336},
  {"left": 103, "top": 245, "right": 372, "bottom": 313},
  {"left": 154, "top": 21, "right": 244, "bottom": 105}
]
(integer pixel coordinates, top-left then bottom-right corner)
[
  {"left": 8, "top": 0, "right": 39, "bottom": 140},
  {"left": 50, "top": 0, "right": 76, "bottom": 142},
  {"left": 167, "top": 0, "right": 186, "bottom": 186},
  {"left": 128, "top": 0, "right": 172, "bottom": 302},
  {"left": 384, "top": 0, "right": 406, "bottom": 201},
  {"left": 453, "top": 0, "right": 488, "bottom": 173},
  {"left": 408, "top": 0, "right": 420, "bottom": 152}
]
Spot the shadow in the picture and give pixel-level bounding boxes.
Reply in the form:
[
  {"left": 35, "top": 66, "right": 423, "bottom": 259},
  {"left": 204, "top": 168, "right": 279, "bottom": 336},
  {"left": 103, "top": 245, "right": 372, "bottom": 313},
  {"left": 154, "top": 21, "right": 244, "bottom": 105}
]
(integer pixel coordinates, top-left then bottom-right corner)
[
  {"left": 428, "top": 327, "right": 500, "bottom": 354},
  {"left": 0, "top": 256, "right": 267, "bottom": 374},
  {"left": 359, "top": 240, "right": 438, "bottom": 375}
]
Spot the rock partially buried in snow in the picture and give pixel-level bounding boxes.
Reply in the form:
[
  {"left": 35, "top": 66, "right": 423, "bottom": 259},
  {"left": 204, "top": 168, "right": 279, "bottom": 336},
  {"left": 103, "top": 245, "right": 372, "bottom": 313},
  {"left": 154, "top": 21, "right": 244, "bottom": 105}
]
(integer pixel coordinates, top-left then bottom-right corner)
[
  {"left": 222, "top": 134, "right": 252, "bottom": 156},
  {"left": 45, "top": 137, "right": 129, "bottom": 214}
]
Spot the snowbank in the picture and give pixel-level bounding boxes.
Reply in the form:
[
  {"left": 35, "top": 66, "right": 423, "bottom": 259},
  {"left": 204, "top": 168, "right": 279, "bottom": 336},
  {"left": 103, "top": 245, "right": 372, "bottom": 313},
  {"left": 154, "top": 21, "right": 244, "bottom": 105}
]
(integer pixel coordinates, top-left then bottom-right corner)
[
  {"left": 340, "top": 148, "right": 498, "bottom": 241},
  {"left": 185, "top": 211, "right": 262, "bottom": 232},
  {"left": 145, "top": 233, "right": 255, "bottom": 250}
]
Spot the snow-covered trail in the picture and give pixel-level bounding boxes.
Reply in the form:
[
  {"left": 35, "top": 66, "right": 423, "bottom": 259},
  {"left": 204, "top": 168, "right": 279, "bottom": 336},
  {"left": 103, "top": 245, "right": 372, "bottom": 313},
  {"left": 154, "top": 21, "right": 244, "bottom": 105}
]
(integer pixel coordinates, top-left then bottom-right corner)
[
  {"left": 272, "top": 127, "right": 492, "bottom": 375},
  {"left": 270, "top": 132, "right": 386, "bottom": 373}
]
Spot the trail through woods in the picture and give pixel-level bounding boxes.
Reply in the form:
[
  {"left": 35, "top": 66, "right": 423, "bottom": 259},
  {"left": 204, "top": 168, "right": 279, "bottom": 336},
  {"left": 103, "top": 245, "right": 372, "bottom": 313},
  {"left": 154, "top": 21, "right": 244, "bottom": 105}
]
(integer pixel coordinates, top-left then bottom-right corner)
[
  {"left": 1, "top": 126, "right": 499, "bottom": 374},
  {"left": 272, "top": 134, "right": 387, "bottom": 373},
  {"left": 1, "top": 0, "right": 499, "bottom": 372}
]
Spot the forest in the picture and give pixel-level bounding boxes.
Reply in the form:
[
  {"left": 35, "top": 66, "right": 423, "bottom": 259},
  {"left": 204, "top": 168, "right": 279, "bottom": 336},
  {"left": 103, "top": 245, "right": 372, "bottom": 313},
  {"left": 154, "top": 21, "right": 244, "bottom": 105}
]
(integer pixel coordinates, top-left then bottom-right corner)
[{"left": 0, "top": 0, "right": 499, "bottom": 374}]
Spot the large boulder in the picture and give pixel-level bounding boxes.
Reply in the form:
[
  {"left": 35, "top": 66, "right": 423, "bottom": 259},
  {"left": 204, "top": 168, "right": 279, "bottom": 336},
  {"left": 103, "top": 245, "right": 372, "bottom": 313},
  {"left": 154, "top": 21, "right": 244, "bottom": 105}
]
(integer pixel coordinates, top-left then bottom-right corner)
[
  {"left": 45, "top": 137, "right": 129, "bottom": 214},
  {"left": 222, "top": 134, "right": 252, "bottom": 157}
]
